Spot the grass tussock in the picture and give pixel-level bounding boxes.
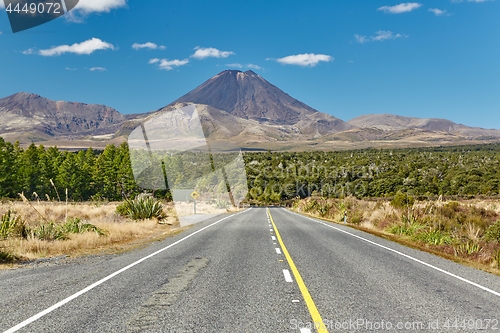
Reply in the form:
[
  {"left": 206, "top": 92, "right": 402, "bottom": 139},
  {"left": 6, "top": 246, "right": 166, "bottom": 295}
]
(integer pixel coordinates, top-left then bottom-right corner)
[
  {"left": 116, "top": 196, "right": 166, "bottom": 220},
  {"left": 0, "top": 201, "right": 179, "bottom": 264},
  {"left": 293, "top": 196, "right": 500, "bottom": 275}
]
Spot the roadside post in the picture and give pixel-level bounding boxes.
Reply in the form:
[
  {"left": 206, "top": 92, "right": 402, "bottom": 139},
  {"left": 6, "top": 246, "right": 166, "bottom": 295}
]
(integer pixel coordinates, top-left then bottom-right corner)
[{"left": 191, "top": 191, "right": 200, "bottom": 214}]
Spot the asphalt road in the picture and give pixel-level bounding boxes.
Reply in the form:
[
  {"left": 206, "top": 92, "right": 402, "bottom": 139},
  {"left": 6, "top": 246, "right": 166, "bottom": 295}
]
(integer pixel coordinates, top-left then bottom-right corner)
[{"left": 1, "top": 207, "right": 499, "bottom": 333}]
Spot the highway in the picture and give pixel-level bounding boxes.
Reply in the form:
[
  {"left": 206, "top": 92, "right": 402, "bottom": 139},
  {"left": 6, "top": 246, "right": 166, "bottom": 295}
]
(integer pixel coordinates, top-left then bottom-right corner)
[{"left": 1, "top": 207, "right": 499, "bottom": 332}]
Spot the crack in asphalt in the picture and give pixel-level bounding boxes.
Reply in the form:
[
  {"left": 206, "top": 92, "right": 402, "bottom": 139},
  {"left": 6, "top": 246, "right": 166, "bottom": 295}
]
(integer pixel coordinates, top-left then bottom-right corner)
[{"left": 127, "top": 257, "right": 209, "bottom": 332}]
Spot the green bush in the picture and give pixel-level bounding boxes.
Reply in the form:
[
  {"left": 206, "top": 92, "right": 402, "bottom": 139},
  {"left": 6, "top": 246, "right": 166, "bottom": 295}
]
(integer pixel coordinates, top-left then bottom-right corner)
[
  {"left": 29, "top": 222, "right": 67, "bottom": 241},
  {"left": 388, "top": 222, "right": 424, "bottom": 237},
  {"left": 454, "top": 241, "right": 482, "bottom": 256},
  {"left": 116, "top": 196, "right": 165, "bottom": 220},
  {"left": 27, "top": 218, "right": 105, "bottom": 241},
  {"left": 0, "top": 210, "right": 27, "bottom": 239},
  {"left": 391, "top": 191, "right": 415, "bottom": 210},
  {"left": 485, "top": 220, "right": 500, "bottom": 242},
  {"left": 414, "top": 230, "right": 452, "bottom": 245},
  {"left": 61, "top": 218, "right": 106, "bottom": 236}
]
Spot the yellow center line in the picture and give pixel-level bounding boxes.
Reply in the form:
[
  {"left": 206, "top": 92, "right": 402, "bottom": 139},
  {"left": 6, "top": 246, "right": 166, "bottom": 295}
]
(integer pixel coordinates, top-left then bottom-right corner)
[{"left": 267, "top": 208, "right": 329, "bottom": 333}]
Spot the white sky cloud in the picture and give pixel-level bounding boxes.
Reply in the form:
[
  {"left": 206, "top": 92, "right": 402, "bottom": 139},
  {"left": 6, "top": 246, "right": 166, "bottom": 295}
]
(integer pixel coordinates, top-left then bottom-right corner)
[
  {"left": 429, "top": 8, "right": 449, "bottom": 16},
  {"left": 247, "top": 64, "right": 261, "bottom": 70},
  {"left": 272, "top": 53, "right": 333, "bottom": 67},
  {"left": 22, "top": 48, "right": 36, "bottom": 55},
  {"left": 132, "top": 42, "right": 166, "bottom": 50},
  {"left": 0, "top": 2, "right": 4, "bottom": 8},
  {"left": 192, "top": 47, "right": 235, "bottom": 59},
  {"left": 149, "top": 58, "right": 189, "bottom": 70},
  {"left": 74, "top": 0, "right": 127, "bottom": 13},
  {"left": 227, "top": 63, "right": 243, "bottom": 68},
  {"left": 378, "top": 2, "right": 422, "bottom": 13},
  {"left": 35, "top": 38, "right": 114, "bottom": 56},
  {"left": 354, "top": 35, "right": 368, "bottom": 44},
  {"left": 89, "top": 67, "right": 107, "bottom": 71},
  {"left": 355, "top": 31, "right": 408, "bottom": 43},
  {"left": 227, "top": 63, "right": 262, "bottom": 70}
]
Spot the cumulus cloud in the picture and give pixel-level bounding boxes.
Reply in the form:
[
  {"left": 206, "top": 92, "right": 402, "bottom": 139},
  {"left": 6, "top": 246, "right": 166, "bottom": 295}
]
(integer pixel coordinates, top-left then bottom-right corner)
[
  {"left": 149, "top": 58, "right": 189, "bottom": 70},
  {"left": 74, "top": 0, "right": 127, "bottom": 14},
  {"left": 355, "top": 31, "right": 408, "bottom": 43},
  {"left": 247, "top": 64, "right": 261, "bottom": 70},
  {"left": 354, "top": 35, "right": 368, "bottom": 44},
  {"left": 34, "top": 38, "right": 114, "bottom": 56},
  {"left": 22, "top": 48, "right": 36, "bottom": 55},
  {"left": 269, "top": 53, "right": 333, "bottom": 67},
  {"left": 192, "top": 47, "right": 235, "bottom": 59},
  {"left": 378, "top": 2, "right": 422, "bottom": 13},
  {"left": 429, "top": 8, "right": 450, "bottom": 15},
  {"left": 227, "top": 63, "right": 262, "bottom": 70},
  {"left": 89, "top": 67, "right": 107, "bottom": 71},
  {"left": 132, "top": 42, "right": 166, "bottom": 50}
]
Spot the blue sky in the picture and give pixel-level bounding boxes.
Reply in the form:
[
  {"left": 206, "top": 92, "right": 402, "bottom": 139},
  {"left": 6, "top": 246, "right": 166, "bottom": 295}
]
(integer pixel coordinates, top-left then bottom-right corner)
[{"left": 0, "top": 0, "right": 499, "bottom": 129}]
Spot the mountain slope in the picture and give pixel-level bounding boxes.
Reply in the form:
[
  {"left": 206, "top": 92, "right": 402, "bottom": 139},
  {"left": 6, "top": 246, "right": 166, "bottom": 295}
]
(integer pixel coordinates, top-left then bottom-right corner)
[
  {"left": 348, "top": 114, "right": 500, "bottom": 139},
  {"left": 0, "top": 92, "right": 129, "bottom": 140},
  {"left": 169, "top": 70, "right": 351, "bottom": 133}
]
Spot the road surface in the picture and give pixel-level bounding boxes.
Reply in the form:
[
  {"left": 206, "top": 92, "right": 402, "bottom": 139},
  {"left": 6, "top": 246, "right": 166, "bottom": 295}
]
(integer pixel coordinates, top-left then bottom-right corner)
[{"left": 1, "top": 207, "right": 499, "bottom": 332}]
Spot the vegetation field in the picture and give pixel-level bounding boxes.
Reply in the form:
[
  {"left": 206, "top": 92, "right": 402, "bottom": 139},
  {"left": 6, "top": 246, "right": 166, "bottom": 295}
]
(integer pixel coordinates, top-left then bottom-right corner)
[
  {"left": 292, "top": 196, "right": 500, "bottom": 275},
  {"left": 0, "top": 200, "right": 179, "bottom": 265},
  {"left": 1, "top": 136, "right": 500, "bottom": 272}
]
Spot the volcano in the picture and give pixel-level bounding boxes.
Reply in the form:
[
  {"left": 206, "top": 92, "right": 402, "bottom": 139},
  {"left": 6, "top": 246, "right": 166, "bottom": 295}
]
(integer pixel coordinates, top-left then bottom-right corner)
[{"left": 169, "top": 70, "right": 352, "bottom": 134}]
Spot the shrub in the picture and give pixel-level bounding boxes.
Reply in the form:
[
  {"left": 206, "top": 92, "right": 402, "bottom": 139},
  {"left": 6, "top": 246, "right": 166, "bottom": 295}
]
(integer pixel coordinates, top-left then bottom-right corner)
[
  {"left": 388, "top": 222, "right": 424, "bottom": 237},
  {"left": 485, "top": 221, "right": 500, "bottom": 242},
  {"left": 414, "top": 230, "right": 452, "bottom": 245},
  {"left": 0, "top": 210, "right": 27, "bottom": 239},
  {"left": 391, "top": 191, "right": 415, "bottom": 210},
  {"left": 440, "top": 202, "right": 460, "bottom": 219},
  {"left": 116, "top": 196, "right": 165, "bottom": 220},
  {"left": 454, "top": 241, "right": 482, "bottom": 256},
  {"left": 317, "top": 201, "right": 332, "bottom": 217},
  {"left": 0, "top": 250, "right": 17, "bottom": 263},
  {"left": 61, "top": 218, "right": 106, "bottom": 236},
  {"left": 29, "top": 222, "right": 67, "bottom": 241}
]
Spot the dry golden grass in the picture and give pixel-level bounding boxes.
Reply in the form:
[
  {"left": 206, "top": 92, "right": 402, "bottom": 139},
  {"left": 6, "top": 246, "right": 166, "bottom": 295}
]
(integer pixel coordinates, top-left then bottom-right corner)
[
  {"left": 0, "top": 201, "right": 182, "bottom": 265},
  {"left": 293, "top": 196, "right": 500, "bottom": 276}
]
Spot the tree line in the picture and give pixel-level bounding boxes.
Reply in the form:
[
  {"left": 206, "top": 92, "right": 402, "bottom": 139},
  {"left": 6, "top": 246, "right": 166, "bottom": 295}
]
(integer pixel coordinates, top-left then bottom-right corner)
[
  {"left": 1, "top": 136, "right": 500, "bottom": 202},
  {"left": 0, "top": 138, "right": 138, "bottom": 201}
]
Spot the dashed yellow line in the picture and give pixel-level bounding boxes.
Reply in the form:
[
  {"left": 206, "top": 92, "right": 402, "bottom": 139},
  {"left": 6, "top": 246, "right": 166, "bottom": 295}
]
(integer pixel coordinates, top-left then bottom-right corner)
[{"left": 267, "top": 208, "right": 329, "bottom": 333}]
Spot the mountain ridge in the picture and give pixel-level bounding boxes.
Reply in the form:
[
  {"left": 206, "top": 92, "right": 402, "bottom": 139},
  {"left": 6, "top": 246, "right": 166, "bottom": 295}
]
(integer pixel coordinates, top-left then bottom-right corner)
[{"left": 1, "top": 70, "right": 500, "bottom": 150}]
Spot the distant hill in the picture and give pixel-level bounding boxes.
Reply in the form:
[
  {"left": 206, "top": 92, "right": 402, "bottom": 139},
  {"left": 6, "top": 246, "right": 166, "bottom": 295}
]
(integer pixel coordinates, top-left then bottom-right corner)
[
  {"left": 0, "top": 92, "right": 134, "bottom": 142},
  {"left": 1, "top": 71, "right": 500, "bottom": 150},
  {"left": 348, "top": 114, "right": 500, "bottom": 139}
]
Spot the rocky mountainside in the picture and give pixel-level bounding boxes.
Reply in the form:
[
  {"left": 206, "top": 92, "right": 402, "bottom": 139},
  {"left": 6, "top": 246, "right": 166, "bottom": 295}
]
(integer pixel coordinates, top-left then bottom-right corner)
[
  {"left": 348, "top": 114, "right": 500, "bottom": 138},
  {"left": 1, "top": 71, "right": 500, "bottom": 150},
  {"left": 0, "top": 92, "right": 134, "bottom": 141},
  {"left": 169, "top": 70, "right": 352, "bottom": 134}
]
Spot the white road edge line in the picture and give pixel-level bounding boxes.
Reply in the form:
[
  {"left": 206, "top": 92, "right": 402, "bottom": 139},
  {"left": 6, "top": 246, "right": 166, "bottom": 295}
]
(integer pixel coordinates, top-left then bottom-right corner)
[
  {"left": 275, "top": 248, "right": 282, "bottom": 254},
  {"left": 271, "top": 236, "right": 276, "bottom": 241},
  {"left": 283, "top": 269, "right": 293, "bottom": 282},
  {"left": 282, "top": 208, "right": 500, "bottom": 298},
  {"left": 3, "top": 209, "right": 252, "bottom": 333},
  {"left": 300, "top": 328, "right": 312, "bottom": 333}
]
